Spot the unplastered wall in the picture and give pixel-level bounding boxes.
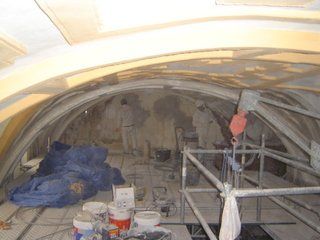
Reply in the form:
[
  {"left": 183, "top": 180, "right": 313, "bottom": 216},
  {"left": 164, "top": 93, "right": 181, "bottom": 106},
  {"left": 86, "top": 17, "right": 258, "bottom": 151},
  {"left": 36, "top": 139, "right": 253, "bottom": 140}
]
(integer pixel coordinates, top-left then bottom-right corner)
[{"left": 60, "top": 90, "right": 224, "bottom": 152}]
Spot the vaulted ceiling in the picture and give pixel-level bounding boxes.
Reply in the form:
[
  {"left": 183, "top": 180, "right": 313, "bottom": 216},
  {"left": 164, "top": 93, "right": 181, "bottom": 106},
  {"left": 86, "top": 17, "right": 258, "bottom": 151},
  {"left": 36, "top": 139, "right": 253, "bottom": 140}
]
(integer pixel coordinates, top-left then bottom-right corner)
[{"left": 0, "top": 0, "right": 320, "bottom": 184}]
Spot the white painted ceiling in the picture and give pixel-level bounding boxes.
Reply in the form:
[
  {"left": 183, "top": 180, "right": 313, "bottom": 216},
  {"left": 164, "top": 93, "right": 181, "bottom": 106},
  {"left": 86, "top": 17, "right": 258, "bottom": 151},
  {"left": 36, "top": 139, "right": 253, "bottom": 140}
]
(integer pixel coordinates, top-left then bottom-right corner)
[
  {"left": 1, "top": 0, "right": 320, "bottom": 57},
  {"left": 0, "top": 0, "right": 67, "bottom": 54}
]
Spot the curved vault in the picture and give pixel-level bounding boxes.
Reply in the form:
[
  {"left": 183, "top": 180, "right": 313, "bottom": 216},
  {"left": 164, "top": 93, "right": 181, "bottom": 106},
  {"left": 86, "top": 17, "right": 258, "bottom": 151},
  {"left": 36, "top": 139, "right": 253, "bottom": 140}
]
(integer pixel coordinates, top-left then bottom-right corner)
[{"left": 1, "top": 77, "right": 320, "bottom": 186}]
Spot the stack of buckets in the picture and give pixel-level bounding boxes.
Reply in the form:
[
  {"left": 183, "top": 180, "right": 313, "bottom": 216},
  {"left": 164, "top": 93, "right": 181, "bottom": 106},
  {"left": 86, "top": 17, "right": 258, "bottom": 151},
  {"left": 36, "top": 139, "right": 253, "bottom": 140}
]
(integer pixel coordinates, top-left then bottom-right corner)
[
  {"left": 73, "top": 201, "right": 161, "bottom": 239},
  {"left": 73, "top": 201, "right": 132, "bottom": 239},
  {"left": 73, "top": 202, "right": 109, "bottom": 240},
  {"left": 107, "top": 202, "right": 132, "bottom": 231}
]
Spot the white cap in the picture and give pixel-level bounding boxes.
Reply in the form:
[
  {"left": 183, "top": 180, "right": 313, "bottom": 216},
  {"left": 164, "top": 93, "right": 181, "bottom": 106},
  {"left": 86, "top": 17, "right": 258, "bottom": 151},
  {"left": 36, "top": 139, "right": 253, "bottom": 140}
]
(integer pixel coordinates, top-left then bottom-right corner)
[{"left": 195, "top": 100, "right": 204, "bottom": 107}]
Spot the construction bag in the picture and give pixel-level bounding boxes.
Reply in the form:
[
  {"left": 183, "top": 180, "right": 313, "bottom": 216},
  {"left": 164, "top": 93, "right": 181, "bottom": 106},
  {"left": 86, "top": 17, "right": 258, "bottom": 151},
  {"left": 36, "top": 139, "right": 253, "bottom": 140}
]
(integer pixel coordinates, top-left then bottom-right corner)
[{"left": 219, "top": 195, "right": 241, "bottom": 240}]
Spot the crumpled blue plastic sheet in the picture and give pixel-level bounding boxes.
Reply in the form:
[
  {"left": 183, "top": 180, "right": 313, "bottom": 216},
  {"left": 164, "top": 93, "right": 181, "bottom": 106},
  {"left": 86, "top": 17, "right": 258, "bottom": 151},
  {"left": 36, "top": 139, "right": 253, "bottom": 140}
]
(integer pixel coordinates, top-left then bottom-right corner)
[{"left": 9, "top": 141, "right": 125, "bottom": 207}]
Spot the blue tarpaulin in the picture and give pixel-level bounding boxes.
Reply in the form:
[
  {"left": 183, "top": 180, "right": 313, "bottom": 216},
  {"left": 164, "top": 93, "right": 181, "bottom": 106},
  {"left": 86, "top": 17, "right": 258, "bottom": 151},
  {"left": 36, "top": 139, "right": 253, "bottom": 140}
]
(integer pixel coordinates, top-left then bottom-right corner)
[{"left": 9, "top": 142, "right": 125, "bottom": 207}]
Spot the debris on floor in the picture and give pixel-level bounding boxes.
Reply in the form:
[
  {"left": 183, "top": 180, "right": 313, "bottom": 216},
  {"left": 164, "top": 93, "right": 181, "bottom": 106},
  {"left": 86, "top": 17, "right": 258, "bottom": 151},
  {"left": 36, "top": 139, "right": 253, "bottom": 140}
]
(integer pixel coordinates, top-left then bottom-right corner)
[
  {"left": 0, "top": 220, "right": 10, "bottom": 230},
  {"left": 9, "top": 141, "right": 125, "bottom": 207},
  {"left": 148, "top": 187, "right": 177, "bottom": 217}
]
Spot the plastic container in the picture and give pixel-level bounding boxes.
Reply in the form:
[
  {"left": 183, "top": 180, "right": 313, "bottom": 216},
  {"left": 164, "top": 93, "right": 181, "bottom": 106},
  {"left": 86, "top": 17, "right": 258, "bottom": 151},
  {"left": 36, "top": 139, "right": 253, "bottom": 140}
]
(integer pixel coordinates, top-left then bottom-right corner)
[
  {"left": 83, "top": 201, "right": 108, "bottom": 221},
  {"left": 133, "top": 211, "right": 161, "bottom": 231},
  {"left": 72, "top": 211, "right": 100, "bottom": 240},
  {"left": 107, "top": 202, "right": 132, "bottom": 231}
]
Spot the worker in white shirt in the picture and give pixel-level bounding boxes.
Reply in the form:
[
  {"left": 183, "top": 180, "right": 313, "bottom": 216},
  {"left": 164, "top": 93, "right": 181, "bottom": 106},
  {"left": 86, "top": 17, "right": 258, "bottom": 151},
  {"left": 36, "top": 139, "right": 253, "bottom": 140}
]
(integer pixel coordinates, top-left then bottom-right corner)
[
  {"left": 118, "top": 98, "right": 138, "bottom": 155},
  {"left": 192, "top": 100, "right": 215, "bottom": 149}
]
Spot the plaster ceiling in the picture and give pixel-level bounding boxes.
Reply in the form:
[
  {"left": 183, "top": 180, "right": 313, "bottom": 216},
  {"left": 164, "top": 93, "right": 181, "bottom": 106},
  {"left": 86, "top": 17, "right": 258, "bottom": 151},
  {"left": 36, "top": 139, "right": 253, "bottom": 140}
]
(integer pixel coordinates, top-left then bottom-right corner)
[
  {"left": 0, "top": 31, "right": 26, "bottom": 69},
  {"left": 0, "top": 0, "right": 66, "bottom": 54}
]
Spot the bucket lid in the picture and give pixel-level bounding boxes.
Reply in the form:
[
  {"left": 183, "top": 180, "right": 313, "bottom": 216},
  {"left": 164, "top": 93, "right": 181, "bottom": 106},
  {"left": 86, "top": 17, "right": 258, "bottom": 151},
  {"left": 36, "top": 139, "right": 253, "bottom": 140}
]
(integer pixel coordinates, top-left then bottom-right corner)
[
  {"left": 83, "top": 201, "right": 107, "bottom": 214},
  {"left": 134, "top": 211, "right": 161, "bottom": 225},
  {"left": 108, "top": 201, "right": 132, "bottom": 211},
  {"left": 73, "top": 211, "right": 94, "bottom": 230}
]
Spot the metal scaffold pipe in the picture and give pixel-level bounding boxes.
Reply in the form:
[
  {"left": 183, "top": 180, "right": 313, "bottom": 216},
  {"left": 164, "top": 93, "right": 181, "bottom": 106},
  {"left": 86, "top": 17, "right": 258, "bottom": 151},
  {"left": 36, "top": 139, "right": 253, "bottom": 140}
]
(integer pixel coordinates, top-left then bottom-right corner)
[
  {"left": 244, "top": 174, "right": 320, "bottom": 219},
  {"left": 243, "top": 174, "right": 320, "bottom": 234},
  {"left": 182, "top": 190, "right": 218, "bottom": 240},
  {"left": 233, "top": 186, "right": 320, "bottom": 198},
  {"left": 184, "top": 150, "right": 224, "bottom": 192},
  {"left": 186, "top": 188, "right": 219, "bottom": 193},
  {"left": 243, "top": 142, "right": 309, "bottom": 163},
  {"left": 188, "top": 149, "right": 260, "bottom": 154}
]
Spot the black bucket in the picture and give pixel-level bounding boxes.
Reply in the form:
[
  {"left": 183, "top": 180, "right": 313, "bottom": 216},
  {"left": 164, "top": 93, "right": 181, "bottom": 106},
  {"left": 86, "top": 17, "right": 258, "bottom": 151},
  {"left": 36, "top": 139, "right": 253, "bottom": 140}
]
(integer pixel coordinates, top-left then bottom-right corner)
[{"left": 154, "top": 148, "right": 171, "bottom": 162}]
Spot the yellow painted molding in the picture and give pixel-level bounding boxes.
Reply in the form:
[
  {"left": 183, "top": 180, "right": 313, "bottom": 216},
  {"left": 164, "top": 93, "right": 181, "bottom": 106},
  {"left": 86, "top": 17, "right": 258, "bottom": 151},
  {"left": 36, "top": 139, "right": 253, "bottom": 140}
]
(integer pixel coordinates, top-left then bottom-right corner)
[
  {"left": 0, "top": 104, "right": 40, "bottom": 162},
  {"left": 0, "top": 25, "right": 320, "bottom": 124},
  {"left": 0, "top": 94, "right": 51, "bottom": 123},
  {"left": 256, "top": 52, "right": 320, "bottom": 65},
  {"left": 66, "top": 50, "right": 234, "bottom": 87},
  {"left": 0, "top": 26, "right": 319, "bottom": 102}
]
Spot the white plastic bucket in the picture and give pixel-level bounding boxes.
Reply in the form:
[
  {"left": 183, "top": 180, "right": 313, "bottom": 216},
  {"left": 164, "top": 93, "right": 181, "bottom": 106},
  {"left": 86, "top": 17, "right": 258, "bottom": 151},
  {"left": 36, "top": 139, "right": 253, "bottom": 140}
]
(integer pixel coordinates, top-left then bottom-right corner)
[
  {"left": 133, "top": 211, "right": 161, "bottom": 231},
  {"left": 72, "top": 211, "right": 99, "bottom": 240},
  {"left": 83, "top": 201, "right": 107, "bottom": 221},
  {"left": 107, "top": 202, "right": 132, "bottom": 231}
]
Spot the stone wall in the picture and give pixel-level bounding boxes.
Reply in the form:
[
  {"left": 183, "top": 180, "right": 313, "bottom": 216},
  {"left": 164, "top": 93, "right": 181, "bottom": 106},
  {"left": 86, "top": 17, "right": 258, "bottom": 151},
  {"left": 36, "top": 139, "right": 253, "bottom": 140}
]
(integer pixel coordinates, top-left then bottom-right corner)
[{"left": 61, "top": 90, "right": 224, "bottom": 152}]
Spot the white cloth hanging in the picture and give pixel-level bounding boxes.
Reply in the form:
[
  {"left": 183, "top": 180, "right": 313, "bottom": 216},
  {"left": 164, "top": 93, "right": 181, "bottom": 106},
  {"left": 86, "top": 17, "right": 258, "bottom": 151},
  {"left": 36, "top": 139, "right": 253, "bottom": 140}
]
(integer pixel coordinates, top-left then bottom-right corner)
[{"left": 219, "top": 195, "right": 241, "bottom": 240}]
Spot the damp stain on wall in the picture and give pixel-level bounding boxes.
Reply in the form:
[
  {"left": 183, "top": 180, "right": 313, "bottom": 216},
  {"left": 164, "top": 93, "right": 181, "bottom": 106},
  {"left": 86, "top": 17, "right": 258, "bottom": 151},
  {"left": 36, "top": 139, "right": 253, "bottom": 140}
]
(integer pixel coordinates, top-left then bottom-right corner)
[{"left": 153, "top": 95, "right": 193, "bottom": 131}]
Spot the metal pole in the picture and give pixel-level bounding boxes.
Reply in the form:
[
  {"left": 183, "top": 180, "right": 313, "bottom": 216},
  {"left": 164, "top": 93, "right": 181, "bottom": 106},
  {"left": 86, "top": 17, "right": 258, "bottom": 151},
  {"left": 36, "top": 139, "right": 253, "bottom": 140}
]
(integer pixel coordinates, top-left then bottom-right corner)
[
  {"left": 238, "top": 131, "right": 247, "bottom": 219},
  {"left": 244, "top": 174, "right": 320, "bottom": 219},
  {"left": 240, "top": 130, "right": 247, "bottom": 180},
  {"left": 233, "top": 186, "right": 320, "bottom": 198},
  {"left": 263, "top": 150, "right": 320, "bottom": 178},
  {"left": 186, "top": 188, "right": 219, "bottom": 193},
  {"left": 180, "top": 146, "right": 187, "bottom": 224},
  {"left": 184, "top": 150, "right": 224, "bottom": 192},
  {"left": 188, "top": 149, "right": 259, "bottom": 154},
  {"left": 243, "top": 175, "right": 320, "bottom": 234},
  {"left": 182, "top": 190, "right": 218, "bottom": 240},
  {"left": 257, "top": 134, "right": 265, "bottom": 221},
  {"left": 243, "top": 143, "right": 309, "bottom": 163}
]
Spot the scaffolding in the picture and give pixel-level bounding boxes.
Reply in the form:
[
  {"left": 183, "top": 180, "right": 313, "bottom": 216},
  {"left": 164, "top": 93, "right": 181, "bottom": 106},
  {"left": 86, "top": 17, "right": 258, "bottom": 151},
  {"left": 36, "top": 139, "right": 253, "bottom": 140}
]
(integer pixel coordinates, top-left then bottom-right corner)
[{"left": 179, "top": 137, "right": 320, "bottom": 240}]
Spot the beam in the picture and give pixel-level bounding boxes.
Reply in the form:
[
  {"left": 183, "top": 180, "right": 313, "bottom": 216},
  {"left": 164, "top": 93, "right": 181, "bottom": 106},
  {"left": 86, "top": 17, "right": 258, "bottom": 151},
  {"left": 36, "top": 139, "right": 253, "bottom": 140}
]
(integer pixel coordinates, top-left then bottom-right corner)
[
  {"left": 264, "top": 150, "right": 320, "bottom": 178},
  {"left": 259, "top": 96, "right": 320, "bottom": 120},
  {"left": 255, "top": 104, "right": 311, "bottom": 155},
  {"left": 182, "top": 190, "right": 218, "bottom": 240}
]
